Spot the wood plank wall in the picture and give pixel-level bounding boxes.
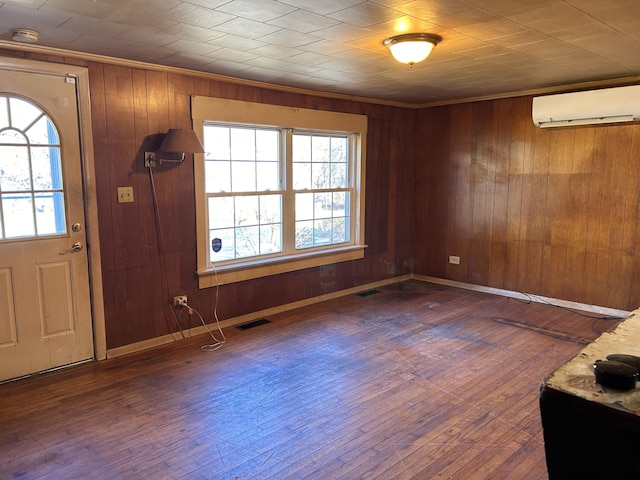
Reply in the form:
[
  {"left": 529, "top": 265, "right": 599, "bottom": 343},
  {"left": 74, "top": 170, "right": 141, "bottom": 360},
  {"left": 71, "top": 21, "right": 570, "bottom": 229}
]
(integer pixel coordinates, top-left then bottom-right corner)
[
  {"left": 414, "top": 96, "right": 640, "bottom": 311},
  {"left": 7, "top": 48, "right": 639, "bottom": 349},
  {"left": 85, "top": 62, "right": 416, "bottom": 349}
]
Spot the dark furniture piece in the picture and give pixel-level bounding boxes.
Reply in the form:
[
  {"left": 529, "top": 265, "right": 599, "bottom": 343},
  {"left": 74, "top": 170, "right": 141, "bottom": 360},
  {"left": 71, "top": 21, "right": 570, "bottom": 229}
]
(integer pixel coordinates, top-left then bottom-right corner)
[{"left": 540, "top": 309, "right": 640, "bottom": 479}]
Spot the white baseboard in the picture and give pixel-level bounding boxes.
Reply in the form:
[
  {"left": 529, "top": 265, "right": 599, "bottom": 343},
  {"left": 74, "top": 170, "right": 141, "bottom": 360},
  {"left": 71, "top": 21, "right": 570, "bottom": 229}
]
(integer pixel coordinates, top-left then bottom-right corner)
[
  {"left": 107, "top": 274, "right": 412, "bottom": 358},
  {"left": 414, "top": 275, "right": 630, "bottom": 319},
  {"left": 107, "top": 273, "right": 629, "bottom": 358}
]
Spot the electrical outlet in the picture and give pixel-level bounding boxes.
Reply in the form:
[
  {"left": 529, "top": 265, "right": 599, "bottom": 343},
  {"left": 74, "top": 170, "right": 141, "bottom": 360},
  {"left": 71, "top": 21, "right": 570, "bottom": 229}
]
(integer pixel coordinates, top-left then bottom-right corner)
[
  {"left": 173, "top": 295, "right": 187, "bottom": 306},
  {"left": 449, "top": 255, "right": 460, "bottom": 265}
]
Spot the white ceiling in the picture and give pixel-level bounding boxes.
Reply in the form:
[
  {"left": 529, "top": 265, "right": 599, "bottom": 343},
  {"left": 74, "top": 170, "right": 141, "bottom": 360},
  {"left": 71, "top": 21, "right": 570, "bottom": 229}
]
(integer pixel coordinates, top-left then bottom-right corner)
[{"left": 1, "top": 0, "right": 639, "bottom": 105}]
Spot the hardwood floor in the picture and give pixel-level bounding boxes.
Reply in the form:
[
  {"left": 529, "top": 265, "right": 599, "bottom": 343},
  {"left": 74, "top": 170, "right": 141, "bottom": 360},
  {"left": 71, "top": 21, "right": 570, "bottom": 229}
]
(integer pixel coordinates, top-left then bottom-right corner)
[{"left": 0, "top": 280, "right": 620, "bottom": 479}]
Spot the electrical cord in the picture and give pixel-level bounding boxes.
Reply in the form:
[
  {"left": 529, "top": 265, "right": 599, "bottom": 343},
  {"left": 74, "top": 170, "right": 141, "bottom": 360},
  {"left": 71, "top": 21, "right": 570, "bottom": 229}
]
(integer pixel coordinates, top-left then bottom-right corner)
[
  {"left": 508, "top": 292, "right": 623, "bottom": 336},
  {"left": 148, "top": 165, "right": 185, "bottom": 339},
  {"left": 198, "top": 264, "right": 226, "bottom": 351}
]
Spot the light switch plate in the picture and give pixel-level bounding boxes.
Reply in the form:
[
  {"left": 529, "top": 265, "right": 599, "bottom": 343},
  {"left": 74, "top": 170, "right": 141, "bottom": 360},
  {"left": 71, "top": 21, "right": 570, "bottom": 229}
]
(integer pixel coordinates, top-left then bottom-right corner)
[{"left": 117, "top": 186, "right": 134, "bottom": 203}]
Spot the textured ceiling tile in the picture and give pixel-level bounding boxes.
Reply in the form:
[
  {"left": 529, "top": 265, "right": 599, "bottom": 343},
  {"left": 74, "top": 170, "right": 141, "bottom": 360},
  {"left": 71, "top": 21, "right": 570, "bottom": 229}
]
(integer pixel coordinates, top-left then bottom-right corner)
[
  {"left": 0, "top": 3, "right": 69, "bottom": 29},
  {"left": 166, "top": 38, "right": 220, "bottom": 56},
  {"left": 277, "top": 0, "right": 364, "bottom": 16},
  {"left": 40, "top": 0, "right": 119, "bottom": 20},
  {"left": 58, "top": 15, "right": 131, "bottom": 37},
  {"left": 215, "top": 0, "right": 296, "bottom": 22},
  {"left": 204, "top": 47, "right": 259, "bottom": 63},
  {"left": 506, "top": 2, "right": 595, "bottom": 33},
  {"left": 393, "top": 0, "right": 475, "bottom": 20},
  {"left": 310, "top": 23, "right": 376, "bottom": 42},
  {"left": 207, "top": 34, "right": 267, "bottom": 51},
  {"left": 167, "top": 2, "right": 235, "bottom": 29},
  {"left": 207, "top": 58, "right": 254, "bottom": 75},
  {"left": 247, "top": 43, "right": 305, "bottom": 60},
  {"left": 160, "top": 23, "right": 226, "bottom": 43},
  {"left": 1, "top": 0, "right": 638, "bottom": 104},
  {"left": 214, "top": 17, "right": 282, "bottom": 38},
  {"left": 327, "top": 2, "right": 405, "bottom": 28},
  {"left": 266, "top": 9, "right": 340, "bottom": 33},
  {"left": 298, "top": 39, "right": 354, "bottom": 56},
  {"left": 287, "top": 51, "right": 334, "bottom": 66},
  {"left": 255, "top": 29, "right": 321, "bottom": 48}
]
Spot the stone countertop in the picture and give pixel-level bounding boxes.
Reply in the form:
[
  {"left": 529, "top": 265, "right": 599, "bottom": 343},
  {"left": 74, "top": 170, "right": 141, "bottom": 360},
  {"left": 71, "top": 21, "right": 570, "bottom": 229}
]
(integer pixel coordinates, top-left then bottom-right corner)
[{"left": 543, "top": 308, "right": 640, "bottom": 414}]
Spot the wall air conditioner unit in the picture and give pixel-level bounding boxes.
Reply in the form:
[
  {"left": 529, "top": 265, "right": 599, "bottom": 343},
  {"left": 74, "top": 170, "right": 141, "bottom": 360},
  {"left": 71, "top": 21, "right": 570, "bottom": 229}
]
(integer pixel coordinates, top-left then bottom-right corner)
[{"left": 532, "top": 85, "right": 640, "bottom": 128}]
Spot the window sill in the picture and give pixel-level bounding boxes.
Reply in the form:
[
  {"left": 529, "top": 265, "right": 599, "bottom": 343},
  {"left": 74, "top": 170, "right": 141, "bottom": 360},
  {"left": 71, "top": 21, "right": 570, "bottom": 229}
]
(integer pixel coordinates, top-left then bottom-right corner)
[{"left": 197, "top": 245, "right": 367, "bottom": 288}]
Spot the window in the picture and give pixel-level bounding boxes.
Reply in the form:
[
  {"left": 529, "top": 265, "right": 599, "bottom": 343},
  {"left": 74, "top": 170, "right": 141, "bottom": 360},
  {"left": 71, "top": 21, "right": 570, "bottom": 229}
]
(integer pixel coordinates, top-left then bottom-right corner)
[
  {"left": 192, "top": 96, "right": 367, "bottom": 287},
  {"left": 0, "top": 95, "right": 65, "bottom": 240}
]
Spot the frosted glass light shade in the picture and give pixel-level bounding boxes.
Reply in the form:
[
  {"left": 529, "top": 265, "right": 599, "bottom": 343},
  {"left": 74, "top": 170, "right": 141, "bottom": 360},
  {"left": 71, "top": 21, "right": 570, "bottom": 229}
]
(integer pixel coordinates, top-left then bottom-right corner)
[{"left": 383, "top": 33, "right": 442, "bottom": 65}]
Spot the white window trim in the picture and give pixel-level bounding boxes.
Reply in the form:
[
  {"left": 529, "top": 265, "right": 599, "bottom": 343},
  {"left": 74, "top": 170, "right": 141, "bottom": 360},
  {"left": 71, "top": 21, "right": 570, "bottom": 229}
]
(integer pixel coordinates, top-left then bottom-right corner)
[{"left": 191, "top": 95, "right": 368, "bottom": 288}]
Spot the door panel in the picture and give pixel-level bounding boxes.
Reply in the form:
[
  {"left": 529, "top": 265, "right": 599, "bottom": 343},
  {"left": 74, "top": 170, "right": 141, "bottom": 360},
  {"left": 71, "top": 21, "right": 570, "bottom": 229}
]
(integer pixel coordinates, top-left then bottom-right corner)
[{"left": 0, "top": 68, "right": 94, "bottom": 381}]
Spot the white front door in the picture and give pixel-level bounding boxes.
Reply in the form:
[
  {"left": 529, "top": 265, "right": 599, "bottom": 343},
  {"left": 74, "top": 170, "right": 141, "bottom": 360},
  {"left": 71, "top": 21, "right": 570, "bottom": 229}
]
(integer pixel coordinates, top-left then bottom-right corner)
[{"left": 0, "top": 68, "right": 94, "bottom": 381}]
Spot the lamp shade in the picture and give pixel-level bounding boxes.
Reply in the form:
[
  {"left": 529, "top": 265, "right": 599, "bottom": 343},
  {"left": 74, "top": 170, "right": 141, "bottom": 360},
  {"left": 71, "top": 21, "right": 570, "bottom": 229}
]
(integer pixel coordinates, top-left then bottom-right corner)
[
  {"left": 383, "top": 33, "right": 442, "bottom": 65},
  {"left": 158, "top": 128, "right": 204, "bottom": 153}
]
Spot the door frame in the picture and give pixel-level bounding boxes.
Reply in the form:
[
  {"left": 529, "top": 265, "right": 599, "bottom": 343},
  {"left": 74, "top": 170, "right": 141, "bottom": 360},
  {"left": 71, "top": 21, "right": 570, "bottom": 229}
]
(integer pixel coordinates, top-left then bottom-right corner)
[{"left": 0, "top": 56, "right": 106, "bottom": 361}]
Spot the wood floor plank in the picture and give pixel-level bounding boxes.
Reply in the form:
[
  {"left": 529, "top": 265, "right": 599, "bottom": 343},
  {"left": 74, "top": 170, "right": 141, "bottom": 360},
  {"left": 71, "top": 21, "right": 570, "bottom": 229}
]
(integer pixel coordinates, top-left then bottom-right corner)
[{"left": 0, "top": 280, "right": 617, "bottom": 479}]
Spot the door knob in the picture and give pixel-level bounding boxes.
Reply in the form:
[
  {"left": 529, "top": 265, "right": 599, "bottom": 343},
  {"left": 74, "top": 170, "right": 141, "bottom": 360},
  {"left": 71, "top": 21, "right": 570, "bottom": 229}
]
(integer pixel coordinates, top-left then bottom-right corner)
[{"left": 59, "top": 242, "right": 83, "bottom": 255}]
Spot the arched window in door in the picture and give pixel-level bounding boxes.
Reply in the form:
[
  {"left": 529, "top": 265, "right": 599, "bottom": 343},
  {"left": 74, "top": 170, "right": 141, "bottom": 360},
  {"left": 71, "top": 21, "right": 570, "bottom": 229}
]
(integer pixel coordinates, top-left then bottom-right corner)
[{"left": 0, "top": 95, "right": 65, "bottom": 239}]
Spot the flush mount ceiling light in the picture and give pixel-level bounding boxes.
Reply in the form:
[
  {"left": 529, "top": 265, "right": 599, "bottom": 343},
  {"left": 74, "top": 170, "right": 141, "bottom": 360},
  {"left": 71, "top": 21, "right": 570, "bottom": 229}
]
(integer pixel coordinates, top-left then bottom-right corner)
[
  {"left": 11, "top": 28, "right": 39, "bottom": 43},
  {"left": 383, "top": 33, "right": 442, "bottom": 66}
]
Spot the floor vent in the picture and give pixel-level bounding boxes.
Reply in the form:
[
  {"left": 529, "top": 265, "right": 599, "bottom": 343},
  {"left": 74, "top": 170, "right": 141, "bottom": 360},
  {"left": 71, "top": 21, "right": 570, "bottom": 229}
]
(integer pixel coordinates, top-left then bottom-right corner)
[
  {"left": 236, "top": 318, "right": 271, "bottom": 330},
  {"left": 356, "top": 289, "right": 379, "bottom": 297}
]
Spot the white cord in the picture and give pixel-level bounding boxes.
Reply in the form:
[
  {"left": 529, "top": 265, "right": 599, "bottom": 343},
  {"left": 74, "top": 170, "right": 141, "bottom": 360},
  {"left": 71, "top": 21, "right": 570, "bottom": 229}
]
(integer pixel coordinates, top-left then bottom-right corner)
[{"left": 182, "top": 265, "right": 226, "bottom": 352}]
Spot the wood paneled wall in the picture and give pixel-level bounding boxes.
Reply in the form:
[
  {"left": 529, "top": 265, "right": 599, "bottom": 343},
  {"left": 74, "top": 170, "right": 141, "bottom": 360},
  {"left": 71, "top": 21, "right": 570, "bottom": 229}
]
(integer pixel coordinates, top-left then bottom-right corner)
[
  {"left": 86, "top": 62, "right": 416, "bottom": 349},
  {"left": 7, "top": 48, "right": 638, "bottom": 349},
  {"left": 414, "top": 96, "right": 640, "bottom": 311}
]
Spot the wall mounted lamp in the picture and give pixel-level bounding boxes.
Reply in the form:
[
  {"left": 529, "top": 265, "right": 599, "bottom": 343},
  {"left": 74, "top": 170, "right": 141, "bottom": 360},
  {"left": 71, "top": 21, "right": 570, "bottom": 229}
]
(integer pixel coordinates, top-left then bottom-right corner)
[
  {"left": 144, "top": 128, "right": 205, "bottom": 168},
  {"left": 382, "top": 33, "right": 442, "bottom": 66}
]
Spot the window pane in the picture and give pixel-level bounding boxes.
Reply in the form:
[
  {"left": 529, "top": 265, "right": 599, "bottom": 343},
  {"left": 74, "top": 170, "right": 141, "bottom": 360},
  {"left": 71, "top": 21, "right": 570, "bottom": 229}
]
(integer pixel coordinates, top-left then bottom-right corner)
[
  {"left": 256, "top": 130, "right": 278, "bottom": 161},
  {"left": 295, "top": 192, "right": 313, "bottom": 221},
  {"left": 0, "top": 128, "right": 25, "bottom": 144},
  {"left": 330, "top": 162, "right": 346, "bottom": 188},
  {"left": 205, "top": 160, "right": 231, "bottom": 192},
  {"left": 27, "top": 116, "right": 59, "bottom": 145},
  {"left": 311, "top": 163, "right": 330, "bottom": 189},
  {"left": 0, "top": 145, "right": 31, "bottom": 191},
  {"left": 32, "top": 146, "right": 63, "bottom": 190},
  {"left": 313, "top": 219, "right": 332, "bottom": 246},
  {"left": 333, "top": 192, "right": 347, "bottom": 216},
  {"left": 204, "top": 126, "right": 230, "bottom": 160},
  {"left": 331, "top": 137, "right": 347, "bottom": 162},
  {"left": 260, "top": 224, "right": 281, "bottom": 254},
  {"left": 314, "top": 192, "right": 332, "bottom": 219},
  {"left": 35, "top": 192, "right": 65, "bottom": 235},
  {"left": 231, "top": 161, "right": 256, "bottom": 192},
  {"left": 295, "top": 220, "right": 313, "bottom": 249},
  {"left": 209, "top": 197, "right": 234, "bottom": 228},
  {"left": 209, "top": 227, "right": 235, "bottom": 261},
  {"left": 257, "top": 161, "right": 279, "bottom": 191},
  {"left": 293, "top": 134, "right": 311, "bottom": 162},
  {"left": 312, "top": 136, "right": 330, "bottom": 162},
  {"left": 3, "top": 193, "right": 35, "bottom": 237},
  {"left": 332, "top": 217, "right": 347, "bottom": 243},
  {"left": 235, "top": 196, "right": 259, "bottom": 227},
  {"left": 9, "top": 97, "right": 42, "bottom": 131},
  {"left": 230, "top": 128, "right": 255, "bottom": 161},
  {"left": 236, "top": 225, "right": 260, "bottom": 257},
  {"left": 259, "top": 195, "right": 281, "bottom": 224},
  {"left": 293, "top": 162, "right": 311, "bottom": 190}
]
